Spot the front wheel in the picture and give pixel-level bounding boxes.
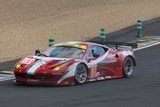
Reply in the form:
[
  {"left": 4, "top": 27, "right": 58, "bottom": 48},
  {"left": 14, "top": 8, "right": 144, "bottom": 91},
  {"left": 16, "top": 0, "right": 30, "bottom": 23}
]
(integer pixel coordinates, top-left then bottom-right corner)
[
  {"left": 122, "top": 57, "right": 134, "bottom": 77},
  {"left": 75, "top": 64, "right": 88, "bottom": 85}
]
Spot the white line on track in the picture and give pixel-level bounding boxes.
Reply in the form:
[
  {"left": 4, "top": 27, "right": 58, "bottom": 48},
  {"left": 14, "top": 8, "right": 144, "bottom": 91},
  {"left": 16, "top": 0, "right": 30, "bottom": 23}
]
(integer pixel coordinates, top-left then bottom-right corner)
[
  {"left": 134, "top": 41, "right": 160, "bottom": 51},
  {"left": 0, "top": 77, "right": 15, "bottom": 82},
  {"left": 0, "top": 41, "right": 160, "bottom": 82}
]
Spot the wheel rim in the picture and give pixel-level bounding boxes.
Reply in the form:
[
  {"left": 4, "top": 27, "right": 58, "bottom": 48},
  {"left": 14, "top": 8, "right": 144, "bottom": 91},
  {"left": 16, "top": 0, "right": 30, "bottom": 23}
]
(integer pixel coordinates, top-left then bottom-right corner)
[
  {"left": 124, "top": 60, "right": 133, "bottom": 76},
  {"left": 75, "top": 65, "right": 87, "bottom": 84}
]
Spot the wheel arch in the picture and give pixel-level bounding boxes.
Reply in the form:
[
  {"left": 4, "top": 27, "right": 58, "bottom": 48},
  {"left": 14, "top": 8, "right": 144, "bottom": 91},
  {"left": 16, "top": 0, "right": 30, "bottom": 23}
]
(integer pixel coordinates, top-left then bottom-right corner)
[
  {"left": 78, "top": 63, "right": 89, "bottom": 72},
  {"left": 126, "top": 55, "right": 136, "bottom": 66},
  {"left": 74, "top": 62, "right": 88, "bottom": 85}
]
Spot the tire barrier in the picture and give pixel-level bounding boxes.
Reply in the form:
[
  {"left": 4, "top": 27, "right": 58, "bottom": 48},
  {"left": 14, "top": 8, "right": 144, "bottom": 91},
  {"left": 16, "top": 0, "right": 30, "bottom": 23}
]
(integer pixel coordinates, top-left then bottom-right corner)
[
  {"left": 49, "top": 37, "right": 55, "bottom": 47},
  {"left": 137, "top": 19, "right": 142, "bottom": 37}
]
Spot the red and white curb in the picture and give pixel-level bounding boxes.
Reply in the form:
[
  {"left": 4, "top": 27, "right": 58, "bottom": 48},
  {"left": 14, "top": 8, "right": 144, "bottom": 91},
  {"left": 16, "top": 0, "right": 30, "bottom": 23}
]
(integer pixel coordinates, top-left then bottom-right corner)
[{"left": 0, "top": 71, "right": 14, "bottom": 82}]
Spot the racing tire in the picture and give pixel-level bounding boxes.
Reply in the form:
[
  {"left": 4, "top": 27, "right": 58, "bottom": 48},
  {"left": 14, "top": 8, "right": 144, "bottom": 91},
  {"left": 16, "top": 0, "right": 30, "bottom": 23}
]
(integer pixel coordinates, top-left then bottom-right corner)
[
  {"left": 122, "top": 57, "right": 134, "bottom": 78},
  {"left": 75, "top": 64, "right": 88, "bottom": 85}
]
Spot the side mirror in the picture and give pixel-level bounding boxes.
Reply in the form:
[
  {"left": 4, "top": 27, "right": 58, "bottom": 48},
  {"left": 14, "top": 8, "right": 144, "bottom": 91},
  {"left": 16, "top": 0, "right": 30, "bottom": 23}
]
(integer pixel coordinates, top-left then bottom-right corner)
[{"left": 35, "top": 49, "right": 40, "bottom": 56}]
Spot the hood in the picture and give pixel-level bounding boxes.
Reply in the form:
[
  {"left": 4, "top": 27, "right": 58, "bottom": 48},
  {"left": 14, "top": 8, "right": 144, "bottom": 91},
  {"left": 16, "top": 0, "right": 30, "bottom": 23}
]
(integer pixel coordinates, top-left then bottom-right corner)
[
  {"left": 16, "top": 55, "right": 75, "bottom": 75},
  {"left": 32, "top": 56, "right": 71, "bottom": 68},
  {"left": 21, "top": 56, "right": 72, "bottom": 68}
]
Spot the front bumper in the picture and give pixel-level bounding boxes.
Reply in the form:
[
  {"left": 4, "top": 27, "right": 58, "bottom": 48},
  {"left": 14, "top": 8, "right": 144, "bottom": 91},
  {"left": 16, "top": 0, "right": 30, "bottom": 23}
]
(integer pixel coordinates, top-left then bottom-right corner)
[{"left": 14, "top": 73, "right": 74, "bottom": 85}]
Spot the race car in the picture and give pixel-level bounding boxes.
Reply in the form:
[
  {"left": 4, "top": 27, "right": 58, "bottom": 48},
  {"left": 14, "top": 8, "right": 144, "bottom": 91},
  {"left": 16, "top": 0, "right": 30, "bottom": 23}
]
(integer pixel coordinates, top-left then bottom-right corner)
[{"left": 13, "top": 41, "right": 137, "bottom": 85}]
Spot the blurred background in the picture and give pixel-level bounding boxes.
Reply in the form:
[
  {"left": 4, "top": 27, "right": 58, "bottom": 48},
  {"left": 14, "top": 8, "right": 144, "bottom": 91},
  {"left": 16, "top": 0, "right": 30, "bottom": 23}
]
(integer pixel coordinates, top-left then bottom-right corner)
[{"left": 0, "top": 0, "right": 160, "bottom": 62}]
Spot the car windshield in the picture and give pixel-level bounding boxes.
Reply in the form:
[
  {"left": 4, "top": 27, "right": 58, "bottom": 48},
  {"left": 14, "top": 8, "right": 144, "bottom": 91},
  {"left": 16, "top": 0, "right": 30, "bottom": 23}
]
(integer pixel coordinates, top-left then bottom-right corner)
[{"left": 43, "top": 45, "right": 86, "bottom": 59}]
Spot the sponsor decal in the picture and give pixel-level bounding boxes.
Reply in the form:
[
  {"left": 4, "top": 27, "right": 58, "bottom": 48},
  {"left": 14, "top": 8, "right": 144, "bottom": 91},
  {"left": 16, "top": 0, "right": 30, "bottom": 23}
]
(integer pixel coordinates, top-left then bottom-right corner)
[
  {"left": 64, "top": 44, "right": 87, "bottom": 50},
  {"left": 99, "top": 71, "right": 107, "bottom": 78},
  {"left": 21, "top": 57, "right": 36, "bottom": 65},
  {"left": 96, "top": 71, "right": 107, "bottom": 80},
  {"left": 27, "top": 79, "right": 39, "bottom": 83},
  {"left": 97, "top": 77, "right": 104, "bottom": 80},
  {"left": 55, "top": 43, "right": 87, "bottom": 50},
  {"left": 90, "top": 66, "right": 99, "bottom": 79}
]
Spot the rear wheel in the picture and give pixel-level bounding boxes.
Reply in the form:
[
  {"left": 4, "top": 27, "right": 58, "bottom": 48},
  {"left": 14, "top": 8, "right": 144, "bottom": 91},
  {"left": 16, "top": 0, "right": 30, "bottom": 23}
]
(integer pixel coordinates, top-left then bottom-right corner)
[
  {"left": 123, "top": 57, "right": 134, "bottom": 77},
  {"left": 75, "top": 64, "right": 88, "bottom": 85}
]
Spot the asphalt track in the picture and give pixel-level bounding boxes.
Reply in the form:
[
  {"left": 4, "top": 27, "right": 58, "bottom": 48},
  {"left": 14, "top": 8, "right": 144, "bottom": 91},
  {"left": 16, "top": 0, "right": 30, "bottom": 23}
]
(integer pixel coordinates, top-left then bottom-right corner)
[{"left": 0, "top": 17, "right": 160, "bottom": 107}]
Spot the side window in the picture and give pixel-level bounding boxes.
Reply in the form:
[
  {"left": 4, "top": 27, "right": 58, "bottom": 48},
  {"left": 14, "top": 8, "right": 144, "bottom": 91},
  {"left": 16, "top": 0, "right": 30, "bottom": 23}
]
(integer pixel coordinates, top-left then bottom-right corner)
[{"left": 88, "top": 45, "right": 108, "bottom": 58}]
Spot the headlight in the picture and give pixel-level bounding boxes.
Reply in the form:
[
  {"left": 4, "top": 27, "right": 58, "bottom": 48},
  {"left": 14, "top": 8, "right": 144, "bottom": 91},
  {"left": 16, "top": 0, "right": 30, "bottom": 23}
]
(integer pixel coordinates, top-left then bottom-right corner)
[
  {"left": 16, "top": 64, "right": 21, "bottom": 69},
  {"left": 53, "top": 66, "right": 60, "bottom": 71},
  {"left": 52, "top": 63, "right": 68, "bottom": 71}
]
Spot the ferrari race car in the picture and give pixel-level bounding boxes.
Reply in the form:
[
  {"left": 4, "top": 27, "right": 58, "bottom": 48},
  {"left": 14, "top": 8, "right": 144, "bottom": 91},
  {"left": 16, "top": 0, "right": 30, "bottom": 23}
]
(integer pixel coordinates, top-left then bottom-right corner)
[{"left": 14, "top": 41, "right": 137, "bottom": 85}]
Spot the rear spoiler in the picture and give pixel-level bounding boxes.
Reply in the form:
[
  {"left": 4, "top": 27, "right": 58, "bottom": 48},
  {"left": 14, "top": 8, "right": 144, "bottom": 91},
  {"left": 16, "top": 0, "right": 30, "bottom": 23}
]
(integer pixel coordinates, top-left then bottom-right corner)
[{"left": 88, "top": 40, "right": 138, "bottom": 49}]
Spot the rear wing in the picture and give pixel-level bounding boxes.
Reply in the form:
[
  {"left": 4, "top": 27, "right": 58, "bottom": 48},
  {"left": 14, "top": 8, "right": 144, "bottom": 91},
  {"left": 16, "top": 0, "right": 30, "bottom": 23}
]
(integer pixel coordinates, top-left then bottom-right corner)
[{"left": 88, "top": 40, "right": 138, "bottom": 49}]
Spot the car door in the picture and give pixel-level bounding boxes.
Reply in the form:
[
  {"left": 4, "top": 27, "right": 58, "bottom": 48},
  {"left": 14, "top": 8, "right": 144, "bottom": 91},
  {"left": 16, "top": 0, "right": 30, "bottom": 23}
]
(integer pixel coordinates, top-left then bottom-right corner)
[
  {"left": 86, "top": 45, "right": 109, "bottom": 79},
  {"left": 104, "top": 49, "right": 121, "bottom": 77},
  {"left": 86, "top": 45, "right": 121, "bottom": 80}
]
